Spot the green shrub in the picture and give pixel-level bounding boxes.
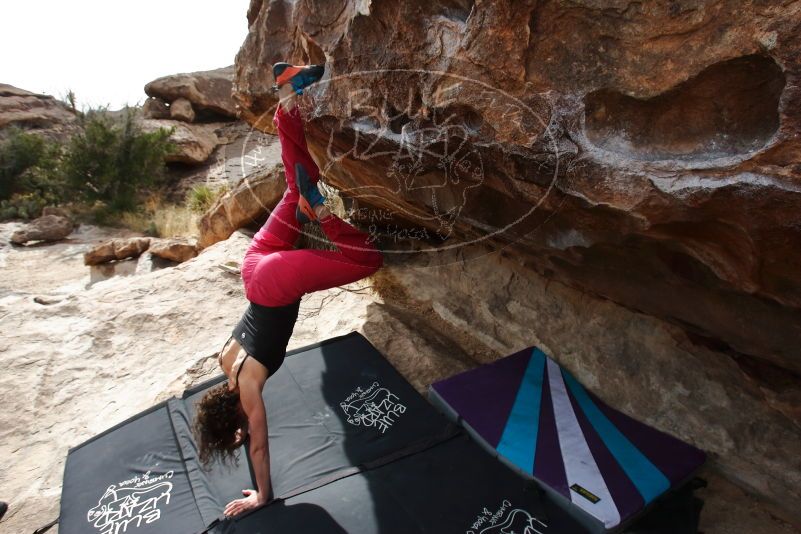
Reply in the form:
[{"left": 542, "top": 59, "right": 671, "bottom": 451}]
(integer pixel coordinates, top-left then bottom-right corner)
[
  {"left": 0, "top": 128, "right": 66, "bottom": 218},
  {"left": 0, "top": 193, "right": 46, "bottom": 220},
  {"left": 186, "top": 183, "right": 229, "bottom": 214},
  {"left": 0, "top": 105, "right": 177, "bottom": 221},
  {"left": 0, "top": 127, "right": 60, "bottom": 200},
  {"left": 62, "top": 106, "right": 176, "bottom": 212},
  {"left": 186, "top": 184, "right": 215, "bottom": 213},
  {"left": 0, "top": 127, "right": 44, "bottom": 200}
]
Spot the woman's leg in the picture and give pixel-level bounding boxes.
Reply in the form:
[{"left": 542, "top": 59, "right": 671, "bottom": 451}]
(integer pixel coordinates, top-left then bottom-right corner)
[
  {"left": 247, "top": 213, "right": 383, "bottom": 307},
  {"left": 241, "top": 191, "right": 301, "bottom": 291},
  {"left": 241, "top": 103, "right": 314, "bottom": 290},
  {"left": 246, "top": 102, "right": 314, "bottom": 253},
  {"left": 245, "top": 101, "right": 319, "bottom": 256},
  {"left": 245, "top": 99, "right": 383, "bottom": 307},
  {"left": 273, "top": 103, "right": 320, "bottom": 188}
]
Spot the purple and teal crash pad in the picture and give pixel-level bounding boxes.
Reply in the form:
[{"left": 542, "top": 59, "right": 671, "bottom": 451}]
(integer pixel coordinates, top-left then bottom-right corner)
[{"left": 428, "top": 346, "right": 707, "bottom": 533}]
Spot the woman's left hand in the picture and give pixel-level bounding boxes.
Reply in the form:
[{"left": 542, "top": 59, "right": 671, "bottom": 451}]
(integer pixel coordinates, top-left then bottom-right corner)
[{"left": 224, "top": 489, "right": 265, "bottom": 517}]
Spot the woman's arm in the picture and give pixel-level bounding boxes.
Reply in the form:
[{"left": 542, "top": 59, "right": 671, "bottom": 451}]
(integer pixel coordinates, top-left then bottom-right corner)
[
  {"left": 223, "top": 380, "right": 272, "bottom": 517},
  {"left": 244, "top": 382, "right": 272, "bottom": 502}
]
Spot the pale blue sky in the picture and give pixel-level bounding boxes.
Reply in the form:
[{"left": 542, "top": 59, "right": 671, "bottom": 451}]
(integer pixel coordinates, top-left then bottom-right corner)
[{"left": 0, "top": 0, "right": 251, "bottom": 110}]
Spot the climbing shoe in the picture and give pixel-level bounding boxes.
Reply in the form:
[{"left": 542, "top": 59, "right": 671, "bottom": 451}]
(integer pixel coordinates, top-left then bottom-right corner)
[
  {"left": 0, "top": 501, "right": 7, "bottom": 521},
  {"left": 295, "top": 163, "right": 325, "bottom": 224},
  {"left": 272, "top": 62, "right": 325, "bottom": 95}
]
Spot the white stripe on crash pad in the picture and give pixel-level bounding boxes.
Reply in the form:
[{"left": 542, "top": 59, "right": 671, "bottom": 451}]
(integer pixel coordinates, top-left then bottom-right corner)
[{"left": 547, "top": 358, "right": 621, "bottom": 528}]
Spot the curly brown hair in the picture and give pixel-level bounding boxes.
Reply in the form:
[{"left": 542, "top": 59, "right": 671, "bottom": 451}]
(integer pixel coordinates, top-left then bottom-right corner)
[{"left": 192, "top": 384, "right": 248, "bottom": 469}]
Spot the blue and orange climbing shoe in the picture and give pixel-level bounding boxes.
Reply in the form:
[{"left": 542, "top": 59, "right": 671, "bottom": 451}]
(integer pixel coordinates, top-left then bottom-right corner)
[
  {"left": 272, "top": 63, "right": 325, "bottom": 95},
  {"left": 295, "top": 163, "right": 325, "bottom": 224}
]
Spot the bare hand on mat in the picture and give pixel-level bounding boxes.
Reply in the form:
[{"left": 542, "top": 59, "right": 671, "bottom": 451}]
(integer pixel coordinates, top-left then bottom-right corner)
[{"left": 224, "top": 489, "right": 267, "bottom": 517}]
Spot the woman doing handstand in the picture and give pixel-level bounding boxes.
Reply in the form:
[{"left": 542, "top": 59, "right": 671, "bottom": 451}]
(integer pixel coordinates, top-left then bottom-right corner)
[{"left": 192, "top": 63, "right": 383, "bottom": 518}]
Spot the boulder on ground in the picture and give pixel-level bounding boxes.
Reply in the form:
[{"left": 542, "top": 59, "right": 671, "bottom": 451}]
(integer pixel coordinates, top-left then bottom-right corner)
[
  {"left": 169, "top": 97, "right": 195, "bottom": 122},
  {"left": 83, "top": 237, "right": 151, "bottom": 265},
  {"left": 198, "top": 163, "right": 286, "bottom": 248},
  {"left": 149, "top": 237, "right": 199, "bottom": 263},
  {"left": 137, "top": 118, "right": 222, "bottom": 165},
  {"left": 235, "top": 1, "right": 801, "bottom": 523},
  {"left": 10, "top": 215, "right": 73, "bottom": 245},
  {"left": 142, "top": 97, "right": 170, "bottom": 119},
  {"left": 144, "top": 66, "right": 237, "bottom": 119},
  {"left": 41, "top": 206, "right": 72, "bottom": 220},
  {"left": 0, "top": 83, "right": 80, "bottom": 141}
]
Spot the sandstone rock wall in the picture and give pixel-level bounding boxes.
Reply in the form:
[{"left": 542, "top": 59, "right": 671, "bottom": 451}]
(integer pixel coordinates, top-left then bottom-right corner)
[
  {"left": 233, "top": 0, "right": 801, "bottom": 521},
  {"left": 0, "top": 83, "right": 80, "bottom": 141}
]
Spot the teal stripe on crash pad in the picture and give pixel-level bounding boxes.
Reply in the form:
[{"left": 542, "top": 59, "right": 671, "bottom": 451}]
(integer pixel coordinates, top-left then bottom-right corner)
[
  {"left": 561, "top": 368, "right": 670, "bottom": 504},
  {"left": 496, "top": 348, "right": 546, "bottom": 475}
]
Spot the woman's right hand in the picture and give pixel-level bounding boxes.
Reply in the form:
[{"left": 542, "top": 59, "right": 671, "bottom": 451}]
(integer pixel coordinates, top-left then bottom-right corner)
[{"left": 224, "top": 489, "right": 265, "bottom": 517}]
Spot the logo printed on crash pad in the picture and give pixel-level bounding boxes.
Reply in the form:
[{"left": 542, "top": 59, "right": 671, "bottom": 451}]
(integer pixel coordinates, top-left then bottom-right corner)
[
  {"left": 86, "top": 470, "right": 174, "bottom": 533},
  {"left": 466, "top": 499, "right": 548, "bottom": 534},
  {"left": 340, "top": 381, "right": 407, "bottom": 433},
  {"left": 570, "top": 483, "right": 601, "bottom": 504}
]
